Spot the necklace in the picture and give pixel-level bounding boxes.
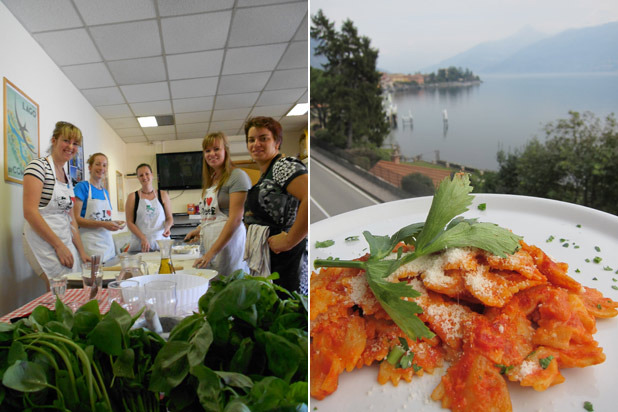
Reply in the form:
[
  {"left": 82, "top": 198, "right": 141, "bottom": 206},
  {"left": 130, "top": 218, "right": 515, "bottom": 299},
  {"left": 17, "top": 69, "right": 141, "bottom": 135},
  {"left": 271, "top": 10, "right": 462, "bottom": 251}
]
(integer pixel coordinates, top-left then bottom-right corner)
[{"left": 141, "top": 189, "right": 154, "bottom": 195}]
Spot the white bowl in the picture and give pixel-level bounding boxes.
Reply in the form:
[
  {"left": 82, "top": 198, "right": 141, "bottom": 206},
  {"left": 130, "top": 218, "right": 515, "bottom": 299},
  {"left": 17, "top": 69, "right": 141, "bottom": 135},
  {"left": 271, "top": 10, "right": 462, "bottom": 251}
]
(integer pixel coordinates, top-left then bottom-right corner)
[
  {"left": 131, "top": 273, "right": 210, "bottom": 314},
  {"left": 181, "top": 267, "right": 218, "bottom": 280}
]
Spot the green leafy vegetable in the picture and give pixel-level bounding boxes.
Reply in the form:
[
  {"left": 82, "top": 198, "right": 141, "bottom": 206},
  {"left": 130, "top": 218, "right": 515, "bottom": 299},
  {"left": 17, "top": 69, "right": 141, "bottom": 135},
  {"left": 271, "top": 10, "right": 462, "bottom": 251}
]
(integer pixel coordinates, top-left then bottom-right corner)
[{"left": 314, "top": 174, "right": 522, "bottom": 341}]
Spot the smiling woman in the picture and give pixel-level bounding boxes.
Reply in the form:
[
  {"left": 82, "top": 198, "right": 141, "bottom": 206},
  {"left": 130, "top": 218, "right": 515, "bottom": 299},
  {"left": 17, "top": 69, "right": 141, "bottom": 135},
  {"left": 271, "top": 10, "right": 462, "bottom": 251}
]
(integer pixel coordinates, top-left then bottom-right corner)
[
  {"left": 22, "top": 121, "right": 90, "bottom": 289},
  {"left": 243, "top": 116, "right": 309, "bottom": 294},
  {"left": 183, "top": 131, "right": 252, "bottom": 277},
  {"left": 73, "top": 152, "right": 125, "bottom": 263}
]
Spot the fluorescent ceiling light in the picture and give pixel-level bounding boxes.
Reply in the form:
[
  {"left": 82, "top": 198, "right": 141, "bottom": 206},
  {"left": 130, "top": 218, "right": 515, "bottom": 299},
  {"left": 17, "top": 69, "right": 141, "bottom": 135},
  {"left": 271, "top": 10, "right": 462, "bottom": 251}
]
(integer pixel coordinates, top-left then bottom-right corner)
[
  {"left": 286, "top": 103, "right": 309, "bottom": 116},
  {"left": 138, "top": 116, "right": 157, "bottom": 127}
]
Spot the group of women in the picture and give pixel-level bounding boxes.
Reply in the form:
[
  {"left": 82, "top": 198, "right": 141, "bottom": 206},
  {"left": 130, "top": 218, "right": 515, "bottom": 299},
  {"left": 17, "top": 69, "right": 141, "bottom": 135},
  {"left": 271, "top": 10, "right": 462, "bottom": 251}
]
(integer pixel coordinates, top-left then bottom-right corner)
[{"left": 22, "top": 117, "right": 308, "bottom": 294}]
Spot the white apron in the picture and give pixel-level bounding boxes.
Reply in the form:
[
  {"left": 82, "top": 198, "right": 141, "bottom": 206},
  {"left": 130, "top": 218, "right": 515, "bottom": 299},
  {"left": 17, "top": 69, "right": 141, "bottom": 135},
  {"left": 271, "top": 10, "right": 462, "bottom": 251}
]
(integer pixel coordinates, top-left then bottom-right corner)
[
  {"left": 130, "top": 194, "right": 166, "bottom": 251},
  {"left": 200, "top": 186, "right": 248, "bottom": 277},
  {"left": 24, "top": 156, "right": 81, "bottom": 278},
  {"left": 79, "top": 183, "right": 116, "bottom": 262}
]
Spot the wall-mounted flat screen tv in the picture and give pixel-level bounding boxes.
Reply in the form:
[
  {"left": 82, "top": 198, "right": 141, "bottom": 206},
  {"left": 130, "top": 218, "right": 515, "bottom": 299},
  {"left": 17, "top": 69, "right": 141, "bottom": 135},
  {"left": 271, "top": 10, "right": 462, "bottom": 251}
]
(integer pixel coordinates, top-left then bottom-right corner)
[{"left": 156, "top": 151, "right": 203, "bottom": 191}]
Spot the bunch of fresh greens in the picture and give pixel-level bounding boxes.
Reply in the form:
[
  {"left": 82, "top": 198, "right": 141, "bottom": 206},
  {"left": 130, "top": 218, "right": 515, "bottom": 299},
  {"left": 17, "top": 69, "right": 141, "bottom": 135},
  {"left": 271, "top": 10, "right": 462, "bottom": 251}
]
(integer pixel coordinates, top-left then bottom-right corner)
[
  {"left": 149, "top": 271, "right": 308, "bottom": 411},
  {"left": 314, "top": 174, "right": 522, "bottom": 340},
  {"left": 0, "top": 298, "right": 164, "bottom": 412}
]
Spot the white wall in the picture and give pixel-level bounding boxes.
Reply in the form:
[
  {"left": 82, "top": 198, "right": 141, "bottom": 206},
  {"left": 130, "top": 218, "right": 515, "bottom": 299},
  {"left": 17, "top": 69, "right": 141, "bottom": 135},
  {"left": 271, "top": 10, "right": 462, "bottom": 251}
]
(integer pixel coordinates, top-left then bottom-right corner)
[{"left": 0, "top": 3, "right": 128, "bottom": 315}]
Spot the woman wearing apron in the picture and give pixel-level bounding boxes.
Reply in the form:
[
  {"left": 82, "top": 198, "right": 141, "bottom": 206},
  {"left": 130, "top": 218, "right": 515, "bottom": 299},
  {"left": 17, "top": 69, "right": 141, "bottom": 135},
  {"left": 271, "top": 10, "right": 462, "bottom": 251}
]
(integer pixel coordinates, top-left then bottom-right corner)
[
  {"left": 184, "top": 132, "right": 251, "bottom": 276},
  {"left": 243, "top": 117, "right": 308, "bottom": 294},
  {"left": 74, "top": 153, "right": 125, "bottom": 263},
  {"left": 125, "top": 163, "right": 174, "bottom": 252},
  {"left": 23, "top": 121, "right": 89, "bottom": 289}
]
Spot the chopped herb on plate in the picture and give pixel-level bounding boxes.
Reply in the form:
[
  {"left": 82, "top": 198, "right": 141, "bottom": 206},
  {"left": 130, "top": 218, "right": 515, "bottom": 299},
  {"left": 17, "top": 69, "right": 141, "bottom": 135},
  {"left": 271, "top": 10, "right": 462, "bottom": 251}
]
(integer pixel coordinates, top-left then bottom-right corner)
[
  {"left": 315, "top": 239, "right": 335, "bottom": 248},
  {"left": 539, "top": 355, "right": 554, "bottom": 369}
]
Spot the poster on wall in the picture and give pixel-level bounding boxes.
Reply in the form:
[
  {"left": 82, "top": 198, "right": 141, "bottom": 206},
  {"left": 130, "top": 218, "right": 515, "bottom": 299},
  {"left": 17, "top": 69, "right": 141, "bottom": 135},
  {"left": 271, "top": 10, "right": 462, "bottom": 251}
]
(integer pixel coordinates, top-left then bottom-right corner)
[
  {"left": 67, "top": 144, "right": 84, "bottom": 187},
  {"left": 3, "top": 77, "right": 39, "bottom": 184}
]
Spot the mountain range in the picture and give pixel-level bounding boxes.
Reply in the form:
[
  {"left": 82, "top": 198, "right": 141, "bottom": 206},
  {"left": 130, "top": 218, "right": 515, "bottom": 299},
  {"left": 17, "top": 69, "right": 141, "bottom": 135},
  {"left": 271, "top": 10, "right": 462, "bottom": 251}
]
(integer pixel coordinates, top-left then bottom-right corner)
[
  {"left": 425, "top": 21, "right": 618, "bottom": 74},
  {"left": 311, "top": 21, "right": 618, "bottom": 74}
]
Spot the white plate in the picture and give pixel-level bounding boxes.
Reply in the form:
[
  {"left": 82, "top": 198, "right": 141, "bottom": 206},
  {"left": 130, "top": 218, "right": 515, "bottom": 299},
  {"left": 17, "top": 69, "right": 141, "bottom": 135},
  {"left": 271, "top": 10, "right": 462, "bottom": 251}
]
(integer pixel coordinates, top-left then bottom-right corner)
[{"left": 310, "top": 194, "right": 618, "bottom": 412}]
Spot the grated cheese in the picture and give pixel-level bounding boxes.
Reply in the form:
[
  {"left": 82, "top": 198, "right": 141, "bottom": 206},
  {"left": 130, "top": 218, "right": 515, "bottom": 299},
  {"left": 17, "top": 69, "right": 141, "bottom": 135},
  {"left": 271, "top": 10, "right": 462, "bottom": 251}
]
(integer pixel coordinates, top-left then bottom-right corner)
[
  {"left": 425, "top": 303, "right": 468, "bottom": 341},
  {"left": 514, "top": 359, "right": 540, "bottom": 380},
  {"left": 465, "top": 265, "right": 494, "bottom": 299},
  {"left": 347, "top": 274, "right": 368, "bottom": 305},
  {"left": 389, "top": 248, "right": 475, "bottom": 287}
]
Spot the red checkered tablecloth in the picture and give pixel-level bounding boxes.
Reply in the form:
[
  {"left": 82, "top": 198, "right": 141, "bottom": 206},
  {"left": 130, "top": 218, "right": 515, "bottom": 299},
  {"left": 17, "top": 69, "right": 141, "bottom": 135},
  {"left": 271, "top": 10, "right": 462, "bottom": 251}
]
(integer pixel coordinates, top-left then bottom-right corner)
[{"left": 1, "top": 289, "right": 110, "bottom": 323}]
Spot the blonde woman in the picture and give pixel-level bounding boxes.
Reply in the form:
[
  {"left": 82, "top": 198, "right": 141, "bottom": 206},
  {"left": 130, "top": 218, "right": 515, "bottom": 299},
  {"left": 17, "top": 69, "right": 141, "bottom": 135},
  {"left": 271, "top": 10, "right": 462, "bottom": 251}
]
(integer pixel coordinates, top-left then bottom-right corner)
[
  {"left": 184, "top": 132, "right": 251, "bottom": 276},
  {"left": 73, "top": 153, "right": 125, "bottom": 263},
  {"left": 23, "top": 121, "right": 90, "bottom": 288}
]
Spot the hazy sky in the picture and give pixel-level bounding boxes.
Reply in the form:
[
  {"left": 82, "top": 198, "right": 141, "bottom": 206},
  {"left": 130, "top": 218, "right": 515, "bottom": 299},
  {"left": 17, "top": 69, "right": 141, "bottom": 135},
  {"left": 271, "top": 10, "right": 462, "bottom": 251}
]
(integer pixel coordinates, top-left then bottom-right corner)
[{"left": 310, "top": 0, "right": 618, "bottom": 73}]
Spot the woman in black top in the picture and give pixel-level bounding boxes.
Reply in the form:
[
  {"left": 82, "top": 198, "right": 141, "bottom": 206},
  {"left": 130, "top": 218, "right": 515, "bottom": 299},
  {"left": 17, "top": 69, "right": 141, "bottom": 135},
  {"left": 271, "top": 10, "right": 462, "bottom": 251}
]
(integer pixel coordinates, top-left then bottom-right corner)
[{"left": 243, "top": 116, "right": 308, "bottom": 293}]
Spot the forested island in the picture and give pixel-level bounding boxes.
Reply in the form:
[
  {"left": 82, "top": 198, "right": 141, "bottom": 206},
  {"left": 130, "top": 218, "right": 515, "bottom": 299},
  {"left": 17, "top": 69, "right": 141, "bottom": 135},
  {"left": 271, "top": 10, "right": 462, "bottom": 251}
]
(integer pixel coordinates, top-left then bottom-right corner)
[{"left": 381, "top": 66, "right": 481, "bottom": 92}]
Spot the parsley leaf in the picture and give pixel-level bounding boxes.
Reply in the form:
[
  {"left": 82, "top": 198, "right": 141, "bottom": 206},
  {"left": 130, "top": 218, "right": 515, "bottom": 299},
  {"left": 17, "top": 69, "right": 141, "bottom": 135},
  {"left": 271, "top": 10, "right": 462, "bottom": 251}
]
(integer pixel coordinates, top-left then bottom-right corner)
[
  {"left": 477, "top": 203, "right": 487, "bottom": 211},
  {"left": 314, "top": 174, "right": 522, "bottom": 341},
  {"left": 583, "top": 401, "right": 594, "bottom": 411}
]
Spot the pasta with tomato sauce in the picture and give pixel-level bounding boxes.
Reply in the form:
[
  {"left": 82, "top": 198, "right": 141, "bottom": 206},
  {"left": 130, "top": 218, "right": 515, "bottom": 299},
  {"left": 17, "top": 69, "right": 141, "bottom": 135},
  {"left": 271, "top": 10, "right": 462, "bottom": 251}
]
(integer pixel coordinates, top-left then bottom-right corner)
[{"left": 310, "top": 241, "right": 618, "bottom": 411}]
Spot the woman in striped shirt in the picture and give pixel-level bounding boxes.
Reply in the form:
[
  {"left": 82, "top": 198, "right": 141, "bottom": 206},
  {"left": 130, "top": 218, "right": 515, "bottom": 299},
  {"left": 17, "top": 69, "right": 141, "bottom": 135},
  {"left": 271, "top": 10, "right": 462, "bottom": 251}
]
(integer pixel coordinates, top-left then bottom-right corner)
[{"left": 22, "top": 121, "right": 89, "bottom": 289}]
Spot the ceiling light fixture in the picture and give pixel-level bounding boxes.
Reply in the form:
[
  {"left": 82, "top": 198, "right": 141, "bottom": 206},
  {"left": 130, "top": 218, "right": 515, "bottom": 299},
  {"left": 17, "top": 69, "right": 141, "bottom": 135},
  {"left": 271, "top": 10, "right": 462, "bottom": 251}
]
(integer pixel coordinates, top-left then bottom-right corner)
[
  {"left": 286, "top": 103, "right": 309, "bottom": 116},
  {"left": 137, "top": 116, "right": 157, "bottom": 127}
]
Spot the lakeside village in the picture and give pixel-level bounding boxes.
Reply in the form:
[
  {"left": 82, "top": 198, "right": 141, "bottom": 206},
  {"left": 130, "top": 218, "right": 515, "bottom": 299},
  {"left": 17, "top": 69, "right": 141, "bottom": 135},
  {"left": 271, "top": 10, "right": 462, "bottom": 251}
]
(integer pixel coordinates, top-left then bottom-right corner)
[
  {"left": 369, "top": 69, "right": 483, "bottom": 193},
  {"left": 313, "top": 67, "right": 484, "bottom": 196}
]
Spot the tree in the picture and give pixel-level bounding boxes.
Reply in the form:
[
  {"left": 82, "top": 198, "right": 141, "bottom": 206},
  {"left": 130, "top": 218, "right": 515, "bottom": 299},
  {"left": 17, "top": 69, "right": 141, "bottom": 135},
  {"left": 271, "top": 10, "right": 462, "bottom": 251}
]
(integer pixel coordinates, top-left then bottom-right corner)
[
  {"left": 401, "top": 173, "right": 435, "bottom": 196},
  {"left": 484, "top": 111, "right": 618, "bottom": 215},
  {"left": 310, "top": 67, "right": 329, "bottom": 130},
  {"left": 311, "top": 10, "right": 389, "bottom": 149}
]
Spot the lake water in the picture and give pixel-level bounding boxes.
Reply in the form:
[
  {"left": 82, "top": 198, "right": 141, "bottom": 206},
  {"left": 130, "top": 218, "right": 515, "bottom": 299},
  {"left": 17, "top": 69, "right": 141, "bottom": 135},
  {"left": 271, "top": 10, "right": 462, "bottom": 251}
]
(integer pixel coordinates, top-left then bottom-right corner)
[{"left": 386, "top": 73, "right": 618, "bottom": 171}]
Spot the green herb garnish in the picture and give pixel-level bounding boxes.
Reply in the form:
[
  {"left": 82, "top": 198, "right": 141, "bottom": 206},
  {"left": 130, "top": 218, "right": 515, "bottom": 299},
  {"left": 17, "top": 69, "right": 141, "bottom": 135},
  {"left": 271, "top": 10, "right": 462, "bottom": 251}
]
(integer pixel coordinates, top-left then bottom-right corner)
[
  {"left": 539, "top": 355, "right": 554, "bottom": 369},
  {"left": 546, "top": 235, "right": 555, "bottom": 242},
  {"left": 593, "top": 256, "right": 602, "bottom": 264},
  {"left": 315, "top": 239, "right": 335, "bottom": 248},
  {"left": 314, "top": 174, "right": 522, "bottom": 341},
  {"left": 477, "top": 203, "right": 487, "bottom": 211},
  {"left": 345, "top": 235, "right": 360, "bottom": 242},
  {"left": 612, "top": 286, "right": 618, "bottom": 291},
  {"left": 597, "top": 304, "right": 602, "bottom": 309},
  {"left": 495, "top": 364, "right": 514, "bottom": 375},
  {"left": 595, "top": 246, "right": 601, "bottom": 252},
  {"left": 584, "top": 401, "right": 594, "bottom": 411}
]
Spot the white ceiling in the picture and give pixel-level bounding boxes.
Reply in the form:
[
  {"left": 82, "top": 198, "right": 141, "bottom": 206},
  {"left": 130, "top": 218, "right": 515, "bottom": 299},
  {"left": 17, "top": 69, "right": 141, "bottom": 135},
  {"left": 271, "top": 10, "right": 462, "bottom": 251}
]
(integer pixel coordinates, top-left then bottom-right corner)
[{"left": 2, "top": 0, "right": 308, "bottom": 143}]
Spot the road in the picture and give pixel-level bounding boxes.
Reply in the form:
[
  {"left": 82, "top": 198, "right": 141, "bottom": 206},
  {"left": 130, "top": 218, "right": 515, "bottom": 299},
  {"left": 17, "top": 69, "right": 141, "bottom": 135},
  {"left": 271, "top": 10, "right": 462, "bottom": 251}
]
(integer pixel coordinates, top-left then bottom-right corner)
[{"left": 310, "top": 158, "right": 380, "bottom": 223}]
